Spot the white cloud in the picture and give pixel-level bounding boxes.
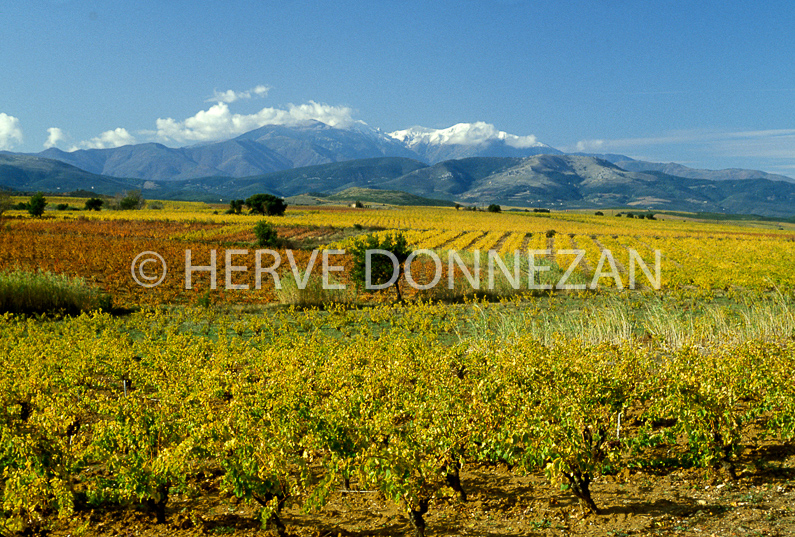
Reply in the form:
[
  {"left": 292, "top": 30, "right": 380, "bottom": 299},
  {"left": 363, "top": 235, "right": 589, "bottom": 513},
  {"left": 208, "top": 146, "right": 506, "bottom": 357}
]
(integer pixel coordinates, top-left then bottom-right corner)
[
  {"left": 43, "top": 127, "right": 67, "bottom": 149},
  {"left": 155, "top": 100, "right": 358, "bottom": 144},
  {"left": 284, "top": 102, "right": 358, "bottom": 128},
  {"left": 571, "top": 131, "right": 711, "bottom": 153},
  {"left": 0, "top": 113, "right": 23, "bottom": 150},
  {"left": 571, "top": 129, "right": 795, "bottom": 158},
  {"left": 575, "top": 139, "right": 605, "bottom": 152},
  {"left": 712, "top": 129, "right": 795, "bottom": 159},
  {"left": 206, "top": 85, "right": 271, "bottom": 103},
  {"left": 74, "top": 127, "right": 136, "bottom": 150},
  {"left": 389, "top": 122, "right": 542, "bottom": 148}
]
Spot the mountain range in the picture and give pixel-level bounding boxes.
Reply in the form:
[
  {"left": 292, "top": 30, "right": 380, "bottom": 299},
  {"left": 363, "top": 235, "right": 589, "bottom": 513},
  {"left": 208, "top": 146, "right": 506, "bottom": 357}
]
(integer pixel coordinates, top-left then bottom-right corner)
[
  {"left": 31, "top": 121, "right": 560, "bottom": 181},
  {"left": 2, "top": 120, "right": 795, "bottom": 217}
]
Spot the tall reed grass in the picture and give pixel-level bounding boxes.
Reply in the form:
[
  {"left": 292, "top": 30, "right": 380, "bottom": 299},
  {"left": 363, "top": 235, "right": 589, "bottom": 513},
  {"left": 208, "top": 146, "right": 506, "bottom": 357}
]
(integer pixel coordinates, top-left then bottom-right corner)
[
  {"left": 274, "top": 272, "right": 356, "bottom": 308},
  {"left": 0, "top": 269, "right": 110, "bottom": 314},
  {"left": 460, "top": 292, "right": 795, "bottom": 350}
]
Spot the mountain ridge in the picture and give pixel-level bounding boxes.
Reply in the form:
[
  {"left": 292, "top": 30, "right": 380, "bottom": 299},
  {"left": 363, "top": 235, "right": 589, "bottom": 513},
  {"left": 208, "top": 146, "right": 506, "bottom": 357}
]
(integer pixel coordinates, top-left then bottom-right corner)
[
  {"left": 22, "top": 120, "right": 795, "bottom": 186},
  {"left": 4, "top": 152, "right": 794, "bottom": 217},
  {"left": 3, "top": 121, "right": 795, "bottom": 217}
]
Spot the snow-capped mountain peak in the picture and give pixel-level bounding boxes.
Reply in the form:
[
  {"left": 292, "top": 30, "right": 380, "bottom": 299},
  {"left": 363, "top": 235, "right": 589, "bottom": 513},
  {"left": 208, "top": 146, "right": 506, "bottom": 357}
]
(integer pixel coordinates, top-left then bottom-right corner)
[
  {"left": 387, "top": 122, "right": 559, "bottom": 163},
  {"left": 388, "top": 122, "right": 548, "bottom": 149}
]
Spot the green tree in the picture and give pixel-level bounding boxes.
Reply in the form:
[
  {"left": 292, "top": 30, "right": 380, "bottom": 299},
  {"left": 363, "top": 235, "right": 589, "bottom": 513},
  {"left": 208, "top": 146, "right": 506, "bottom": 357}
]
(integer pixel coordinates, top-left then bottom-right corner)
[
  {"left": 84, "top": 198, "right": 104, "bottom": 211},
  {"left": 227, "top": 199, "right": 245, "bottom": 214},
  {"left": 28, "top": 193, "right": 47, "bottom": 217},
  {"left": 487, "top": 204, "right": 501, "bottom": 213},
  {"left": 245, "top": 194, "right": 287, "bottom": 216},
  {"left": 348, "top": 232, "right": 411, "bottom": 302}
]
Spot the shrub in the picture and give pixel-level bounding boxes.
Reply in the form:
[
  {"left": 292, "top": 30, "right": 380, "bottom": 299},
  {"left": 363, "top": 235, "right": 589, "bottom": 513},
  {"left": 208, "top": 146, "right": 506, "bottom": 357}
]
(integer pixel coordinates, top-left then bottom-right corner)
[
  {"left": 348, "top": 232, "right": 411, "bottom": 301},
  {"left": 28, "top": 193, "right": 47, "bottom": 217},
  {"left": 0, "top": 190, "right": 12, "bottom": 217},
  {"left": 55, "top": 203, "right": 70, "bottom": 211},
  {"left": 147, "top": 201, "right": 164, "bottom": 210},
  {"left": 0, "top": 269, "right": 110, "bottom": 314},
  {"left": 254, "top": 221, "right": 278, "bottom": 247},
  {"left": 487, "top": 204, "right": 501, "bottom": 213},
  {"left": 595, "top": 211, "right": 604, "bottom": 216},
  {"left": 118, "top": 190, "right": 145, "bottom": 210}
]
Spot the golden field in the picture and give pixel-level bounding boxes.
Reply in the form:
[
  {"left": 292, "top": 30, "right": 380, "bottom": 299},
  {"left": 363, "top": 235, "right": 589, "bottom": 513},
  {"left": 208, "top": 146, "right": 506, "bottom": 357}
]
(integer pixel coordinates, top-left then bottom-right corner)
[
  {"left": 2, "top": 200, "right": 795, "bottom": 536},
  {"left": 2, "top": 202, "right": 795, "bottom": 307}
]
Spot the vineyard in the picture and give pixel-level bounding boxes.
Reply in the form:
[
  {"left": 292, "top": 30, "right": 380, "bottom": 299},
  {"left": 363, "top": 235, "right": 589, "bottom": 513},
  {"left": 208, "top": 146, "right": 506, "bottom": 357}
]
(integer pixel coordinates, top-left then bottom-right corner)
[
  {"left": 2, "top": 204, "right": 795, "bottom": 306},
  {"left": 1, "top": 203, "right": 795, "bottom": 536}
]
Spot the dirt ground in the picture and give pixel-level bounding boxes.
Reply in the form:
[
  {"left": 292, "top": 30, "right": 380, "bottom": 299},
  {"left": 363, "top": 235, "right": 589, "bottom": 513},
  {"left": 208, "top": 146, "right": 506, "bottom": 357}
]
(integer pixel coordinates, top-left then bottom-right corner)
[{"left": 48, "top": 441, "right": 795, "bottom": 537}]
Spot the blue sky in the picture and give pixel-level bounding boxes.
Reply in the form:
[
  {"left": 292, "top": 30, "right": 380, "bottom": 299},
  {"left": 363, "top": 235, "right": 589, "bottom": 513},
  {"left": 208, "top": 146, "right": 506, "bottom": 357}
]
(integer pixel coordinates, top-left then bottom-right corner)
[{"left": 2, "top": 0, "right": 794, "bottom": 176}]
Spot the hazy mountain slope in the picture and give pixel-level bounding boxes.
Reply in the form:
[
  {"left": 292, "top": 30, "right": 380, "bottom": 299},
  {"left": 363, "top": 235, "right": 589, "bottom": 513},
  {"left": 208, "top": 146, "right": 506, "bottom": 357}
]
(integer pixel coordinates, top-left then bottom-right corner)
[
  {"left": 456, "top": 155, "right": 629, "bottom": 203},
  {"left": 144, "top": 157, "right": 428, "bottom": 200},
  {"left": 38, "top": 144, "right": 227, "bottom": 182},
  {"left": 35, "top": 121, "right": 419, "bottom": 181},
  {"left": 615, "top": 159, "right": 795, "bottom": 184},
  {"left": 40, "top": 140, "right": 293, "bottom": 181},
  {"left": 380, "top": 155, "right": 643, "bottom": 203},
  {"left": 445, "top": 156, "right": 739, "bottom": 209},
  {"left": 406, "top": 139, "right": 557, "bottom": 163},
  {"left": 177, "top": 139, "right": 293, "bottom": 178},
  {"left": 0, "top": 153, "right": 140, "bottom": 194},
  {"left": 29, "top": 121, "right": 794, "bottom": 193},
  {"left": 5, "top": 150, "right": 795, "bottom": 216},
  {"left": 380, "top": 157, "right": 524, "bottom": 197},
  {"left": 165, "top": 154, "right": 795, "bottom": 217},
  {"left": 375, "top": 155, "right": 795, "bottom": 216},
  {"left": 233, "top": 156, "right": 427, "bottom": 197},
  {"left": 324, "top": 187, "right": 455, "bottom": 207},
  {"left": 456, "top": 157, "right": 795, "bottom": 216},
  {"left": 234, "top": 121, "right": 419, "bottom": 168}
]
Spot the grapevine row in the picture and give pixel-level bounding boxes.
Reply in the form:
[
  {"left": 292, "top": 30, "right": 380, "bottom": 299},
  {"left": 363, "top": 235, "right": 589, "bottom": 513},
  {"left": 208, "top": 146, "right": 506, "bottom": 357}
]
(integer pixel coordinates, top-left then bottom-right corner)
[{"left": 1, "top": 306, "right": 794, "bottom": 535}]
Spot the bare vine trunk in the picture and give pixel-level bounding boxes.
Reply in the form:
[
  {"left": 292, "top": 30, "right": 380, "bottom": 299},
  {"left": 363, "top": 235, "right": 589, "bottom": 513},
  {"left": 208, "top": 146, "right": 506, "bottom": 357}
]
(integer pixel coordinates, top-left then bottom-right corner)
[
  {"left": 565, "top": 471, "right": 600, "bottom": 514},
  {"left": 408, "top": 498, "right": 429, "bottom": 537}
]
